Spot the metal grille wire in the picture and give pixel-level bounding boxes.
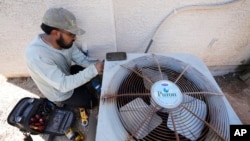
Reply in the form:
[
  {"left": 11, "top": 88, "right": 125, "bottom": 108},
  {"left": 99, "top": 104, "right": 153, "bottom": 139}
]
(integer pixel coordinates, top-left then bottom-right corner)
[{"left": 102, "top": 54, "right": 229, "bottom": 141}]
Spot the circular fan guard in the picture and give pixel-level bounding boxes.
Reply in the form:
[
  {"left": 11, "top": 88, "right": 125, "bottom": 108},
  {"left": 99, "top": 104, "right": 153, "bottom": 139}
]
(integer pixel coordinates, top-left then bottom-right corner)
[{"left": 102, "top": 55, "right": 229, "bottom": 141}]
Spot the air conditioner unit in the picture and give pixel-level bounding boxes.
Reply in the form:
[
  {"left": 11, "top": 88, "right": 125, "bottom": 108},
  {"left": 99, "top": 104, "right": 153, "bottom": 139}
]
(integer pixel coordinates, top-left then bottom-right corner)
[{"left": 95, "top": 53, "right": 241, "bottom": 141}]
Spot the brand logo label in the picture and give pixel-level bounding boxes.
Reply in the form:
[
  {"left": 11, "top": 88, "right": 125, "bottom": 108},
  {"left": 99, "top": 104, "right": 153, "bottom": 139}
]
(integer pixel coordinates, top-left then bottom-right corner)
[{"left": 157, "top": 83, "right": 176, "bottom": 97}]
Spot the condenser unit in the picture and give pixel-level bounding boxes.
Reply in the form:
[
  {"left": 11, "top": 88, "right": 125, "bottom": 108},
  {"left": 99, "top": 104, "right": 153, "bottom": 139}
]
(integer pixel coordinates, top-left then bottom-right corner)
[{"left": 95, "top": 53, "right": 241, "bottom": 141}]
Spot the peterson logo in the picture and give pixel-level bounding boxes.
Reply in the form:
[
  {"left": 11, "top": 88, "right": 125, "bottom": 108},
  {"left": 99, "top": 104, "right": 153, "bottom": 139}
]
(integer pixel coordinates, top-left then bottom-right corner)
[{"left": 158, "top": 83, "right": 177, "bottom": 97}]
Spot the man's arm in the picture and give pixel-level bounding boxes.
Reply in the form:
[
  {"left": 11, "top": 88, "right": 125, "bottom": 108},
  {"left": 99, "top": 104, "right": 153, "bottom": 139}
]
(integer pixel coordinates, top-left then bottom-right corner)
[
  {"left": 28, "top": 55, "right": 98, "bottom": 93},
  {"left": 71, "top": 45, "right": 99, "bottom": 67},
  {"left": 70, "top": 45, "right": 104, "bottom": 74}
]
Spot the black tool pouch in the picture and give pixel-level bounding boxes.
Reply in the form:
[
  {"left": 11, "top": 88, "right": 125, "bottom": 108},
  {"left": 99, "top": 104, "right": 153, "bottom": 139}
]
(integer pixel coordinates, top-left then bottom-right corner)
[{"left": 7, "top": 97, "right": 74, "bottom": 136}]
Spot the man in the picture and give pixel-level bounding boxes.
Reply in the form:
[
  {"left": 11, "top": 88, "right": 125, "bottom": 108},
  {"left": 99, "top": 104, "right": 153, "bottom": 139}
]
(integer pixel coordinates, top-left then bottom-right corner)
[{"left": 25, "top": 7, "right": 103, "bottom": 110}]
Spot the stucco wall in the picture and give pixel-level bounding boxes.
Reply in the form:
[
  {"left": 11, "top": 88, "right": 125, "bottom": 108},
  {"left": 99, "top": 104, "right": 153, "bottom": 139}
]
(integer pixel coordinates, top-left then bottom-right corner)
[
  {"left": 0, "top": 0, "right": 249, "bottom": 77},
  {"left": 0, "top": 0, "right": 47, "bottom": 77}
]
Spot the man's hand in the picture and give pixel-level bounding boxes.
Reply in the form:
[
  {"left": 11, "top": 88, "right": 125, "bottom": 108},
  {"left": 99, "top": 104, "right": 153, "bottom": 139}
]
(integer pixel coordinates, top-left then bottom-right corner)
[{"left": 94, "top": 61, "right": 104, "bottom": 74}]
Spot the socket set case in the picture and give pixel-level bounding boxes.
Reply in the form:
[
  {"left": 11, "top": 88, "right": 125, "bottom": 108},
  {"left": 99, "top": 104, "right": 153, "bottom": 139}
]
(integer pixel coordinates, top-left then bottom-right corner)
[{"left": 7, "top": 97, "right": 74, "bottom": 135}]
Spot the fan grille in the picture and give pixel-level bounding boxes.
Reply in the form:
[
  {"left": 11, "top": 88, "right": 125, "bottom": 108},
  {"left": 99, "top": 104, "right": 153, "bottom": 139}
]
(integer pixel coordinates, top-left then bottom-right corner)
[{"left": 102, "top": 54, "right": 229, "bottom": 141}]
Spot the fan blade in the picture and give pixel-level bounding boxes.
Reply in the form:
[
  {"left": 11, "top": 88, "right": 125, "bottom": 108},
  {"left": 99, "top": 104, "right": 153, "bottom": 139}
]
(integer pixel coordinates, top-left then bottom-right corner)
[
  {"left": 119, "top": 98, "right": 162, "bottom": 139},
  {"left": 167, "top": 95, "right": 207, "bottom": 140},
  {"left": 141, "top": 67, "right": 168, "bottom": 90}
]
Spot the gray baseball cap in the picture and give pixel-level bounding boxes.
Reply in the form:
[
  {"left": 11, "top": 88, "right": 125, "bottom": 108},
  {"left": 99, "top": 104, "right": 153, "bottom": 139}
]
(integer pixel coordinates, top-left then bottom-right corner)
[{"left": 42, "top": 7, "right": 85, "bottom": 35}]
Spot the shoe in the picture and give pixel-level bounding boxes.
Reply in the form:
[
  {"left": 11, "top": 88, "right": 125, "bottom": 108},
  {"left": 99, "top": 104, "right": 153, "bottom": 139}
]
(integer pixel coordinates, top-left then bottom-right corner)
[{"left": 79, "top": 108, "right": 88, "bottom": 127}]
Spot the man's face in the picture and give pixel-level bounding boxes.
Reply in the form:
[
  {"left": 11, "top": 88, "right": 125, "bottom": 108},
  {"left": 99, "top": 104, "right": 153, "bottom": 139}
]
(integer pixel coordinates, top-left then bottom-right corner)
[{"left": 56, "top": 30, "right": 76, "bottom": 49}]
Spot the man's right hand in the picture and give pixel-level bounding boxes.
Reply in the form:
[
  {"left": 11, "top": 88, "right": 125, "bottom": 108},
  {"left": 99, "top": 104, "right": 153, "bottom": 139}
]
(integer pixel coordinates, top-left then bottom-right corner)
[{"left": 94, "top": 61, "right": 104, "bottom": 74}]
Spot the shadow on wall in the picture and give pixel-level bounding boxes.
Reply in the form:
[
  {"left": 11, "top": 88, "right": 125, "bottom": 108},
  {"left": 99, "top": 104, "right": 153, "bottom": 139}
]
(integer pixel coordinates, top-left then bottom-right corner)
[
  {"left": 208, "top": 56, "right": 250, "bottom": 76},
  {"left": 238, "top": 57, "right": 250, "bottom": 83},
  {"left": 240, "top": 57, "right": 250, "bottom": 65},
  {"left": 238, "top": 56, "right": 250, "bottom": 72}
]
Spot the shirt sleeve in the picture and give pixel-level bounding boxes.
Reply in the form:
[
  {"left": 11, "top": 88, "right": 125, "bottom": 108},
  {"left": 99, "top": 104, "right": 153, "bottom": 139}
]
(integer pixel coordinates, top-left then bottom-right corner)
[
  {"left": 29, "top": 55, "right": 98, "bottom": 93},
  {"left": 71, "top": 45, "right": 99, "bottom": 67}
]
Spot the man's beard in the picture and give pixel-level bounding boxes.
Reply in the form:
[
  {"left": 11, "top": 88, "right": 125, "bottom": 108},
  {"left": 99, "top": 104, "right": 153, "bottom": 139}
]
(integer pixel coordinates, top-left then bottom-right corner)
[{"left": 56, "top": 34, "right": 74, "bottom": 49}]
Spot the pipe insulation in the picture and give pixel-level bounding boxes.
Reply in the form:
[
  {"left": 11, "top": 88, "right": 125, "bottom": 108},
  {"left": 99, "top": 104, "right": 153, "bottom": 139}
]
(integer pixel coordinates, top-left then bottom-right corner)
[{"left": 145, "top": 0, "right": 245, "bottom": 53}]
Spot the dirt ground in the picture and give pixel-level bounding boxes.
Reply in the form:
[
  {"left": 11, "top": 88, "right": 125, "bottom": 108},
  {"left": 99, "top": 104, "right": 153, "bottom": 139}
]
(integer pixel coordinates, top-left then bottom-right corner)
[
  {"left": 214, "top": 72, "right": 250, "bottom": 124},
  {"left": 0, "top": 72, "right": 250, "bottom": 141}
]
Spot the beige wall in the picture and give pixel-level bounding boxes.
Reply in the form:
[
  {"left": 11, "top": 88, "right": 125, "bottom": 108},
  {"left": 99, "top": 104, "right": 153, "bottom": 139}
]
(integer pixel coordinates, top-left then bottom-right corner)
[{"left": 0, "top": 0, "right": 249, "bottom": 77}]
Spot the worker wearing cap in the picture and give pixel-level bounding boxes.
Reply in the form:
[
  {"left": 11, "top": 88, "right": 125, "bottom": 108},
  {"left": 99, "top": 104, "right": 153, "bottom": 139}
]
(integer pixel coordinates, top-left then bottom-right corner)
[{"left": 25, "top": 7, "right": 103, "bottom": 109}]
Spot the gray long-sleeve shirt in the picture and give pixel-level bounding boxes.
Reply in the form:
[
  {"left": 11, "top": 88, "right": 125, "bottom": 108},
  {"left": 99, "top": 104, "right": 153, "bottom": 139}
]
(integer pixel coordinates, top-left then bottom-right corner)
[{"left": 25, "top": 34, "right": 98, "bottom": 102}]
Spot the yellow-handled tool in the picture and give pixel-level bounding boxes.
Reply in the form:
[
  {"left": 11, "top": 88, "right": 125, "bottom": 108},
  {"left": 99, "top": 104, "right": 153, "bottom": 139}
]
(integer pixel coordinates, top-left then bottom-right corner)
[{"left": 79, "top": 108, "right": 88, "bottom": 127}]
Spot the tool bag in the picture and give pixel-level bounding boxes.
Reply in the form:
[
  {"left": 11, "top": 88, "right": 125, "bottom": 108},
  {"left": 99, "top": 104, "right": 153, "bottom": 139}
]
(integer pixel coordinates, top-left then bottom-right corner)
[{"left": 7, "top": 97, "right": 75, "bottom": 140}]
